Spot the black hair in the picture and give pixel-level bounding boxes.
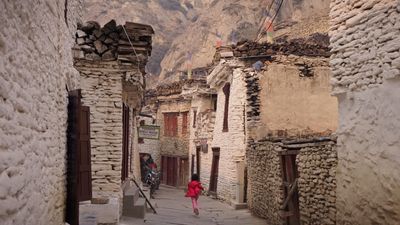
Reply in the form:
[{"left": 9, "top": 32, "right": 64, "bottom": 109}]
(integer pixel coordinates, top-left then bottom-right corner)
[{"left": 191, "top": 174, "right": 199, "bottom": 181}]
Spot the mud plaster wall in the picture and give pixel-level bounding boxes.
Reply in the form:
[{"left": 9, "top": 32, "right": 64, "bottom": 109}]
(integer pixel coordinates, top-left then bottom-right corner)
[
  {"left": 157, "top": 100, "right": 191, "bottom": 157},
  {"left": 330, "top": 1, "right": 400, "bottom": 224},
  {"left": 0, "top": 1, "right": 83, "bottom": 224},
  {"left": 256, "top": 55, "right": 337, "bottom": 138},
  {"left": 209, "top": 68, "right": 247, "bottom": 202}
]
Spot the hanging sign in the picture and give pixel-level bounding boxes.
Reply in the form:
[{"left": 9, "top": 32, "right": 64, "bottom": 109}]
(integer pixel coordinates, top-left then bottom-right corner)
[{"left": 138, "top": 125, "right": 160, "bottom": 140}]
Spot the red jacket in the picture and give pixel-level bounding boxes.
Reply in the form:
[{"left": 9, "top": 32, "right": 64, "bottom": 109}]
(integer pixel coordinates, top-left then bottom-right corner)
[{"left": 185, "top": 180, "right": 204, "bottom": 198}]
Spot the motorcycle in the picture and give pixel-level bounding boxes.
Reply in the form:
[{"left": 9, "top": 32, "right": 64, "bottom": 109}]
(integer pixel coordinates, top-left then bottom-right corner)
[{"left": 145, "top": 168, "right": 160, "bottom": 198}]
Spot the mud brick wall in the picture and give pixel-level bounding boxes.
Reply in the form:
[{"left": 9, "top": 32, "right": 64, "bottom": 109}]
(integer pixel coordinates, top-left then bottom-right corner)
[
  {"left": 330, "top": 0, "right": 400, "bottom": 224},
  {"left": 138, "top": 116, "right": 161, "bottom": 167},
  {"left": 0, "top": 1, "right": 83, "bottom": 224},
  {"left": 297, "top": 141, "right": 337, "bottom": 225},
  {"left": 246, "top": 140, "right": 283, "bottom": 225}
]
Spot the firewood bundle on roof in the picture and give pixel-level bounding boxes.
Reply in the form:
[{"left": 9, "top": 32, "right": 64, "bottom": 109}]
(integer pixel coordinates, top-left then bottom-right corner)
[
  {"left": 214, "top": 33, "right": 330, "bottom": 61},
  {"left": 73, "top": 20, "right": 154, "bottom": 65}
]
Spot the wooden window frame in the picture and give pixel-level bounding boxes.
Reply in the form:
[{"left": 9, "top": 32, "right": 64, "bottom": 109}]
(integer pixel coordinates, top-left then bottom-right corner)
[
  {"left": 164, "top": 112, "right": 178, "bottom": 137},
  {"left": 182, "top": 112, "right": 188, "bottom": 135}
]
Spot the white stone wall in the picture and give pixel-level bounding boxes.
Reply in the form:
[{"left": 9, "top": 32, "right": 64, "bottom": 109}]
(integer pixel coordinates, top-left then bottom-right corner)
[
  {"left": 330, "top": 1, "right": 400, "bottom": 224},
  {"left": 208, "top": 68, "right": 247, "bottom": 202},
  {"left": 78, "top": 66, "right": 124, "bottom": 197},
  {"left": 0, "top": 1, "right": 83, "bottom": 224}
]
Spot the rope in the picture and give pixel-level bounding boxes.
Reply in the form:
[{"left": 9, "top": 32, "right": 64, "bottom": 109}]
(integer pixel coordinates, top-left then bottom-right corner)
[{"left": 122, "top": 25, "right": 142, "bottom": 74}]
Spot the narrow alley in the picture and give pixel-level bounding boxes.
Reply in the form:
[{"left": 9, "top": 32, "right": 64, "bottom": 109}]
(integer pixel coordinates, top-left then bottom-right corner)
[
  {"left": 1, "top": 1, "right": 400, "bottom": 225},
  {"left": 121, "top": 186, "right": 265, "bottom": 225}
]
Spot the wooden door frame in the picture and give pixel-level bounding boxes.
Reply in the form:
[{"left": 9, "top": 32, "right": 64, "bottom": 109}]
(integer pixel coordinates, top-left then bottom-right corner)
[
  {"left": 196, "top": 146, "right": 201, "bottom": 178},
  {"left": 209, "top": 148, "right": 220, "bottom": 195},
  {"left": 280, "top": 150, "right": 300, "bottom": 225},
  {"left": 121, "top": 104, "right": 130, "bottom": 181}
]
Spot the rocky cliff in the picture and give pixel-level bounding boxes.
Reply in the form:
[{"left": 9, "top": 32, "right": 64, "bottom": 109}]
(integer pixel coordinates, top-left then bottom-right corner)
[{"left": 84, "top": 0, "right": 330, "bottom": 84}]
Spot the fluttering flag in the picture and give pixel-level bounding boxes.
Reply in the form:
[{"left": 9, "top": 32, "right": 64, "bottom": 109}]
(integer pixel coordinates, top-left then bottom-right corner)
[
  {"left": 265, "top": 19, "right": 274, "bottom": 43},
  {"left": 216, "top": 31, "right": 223, "bottom": 48}
]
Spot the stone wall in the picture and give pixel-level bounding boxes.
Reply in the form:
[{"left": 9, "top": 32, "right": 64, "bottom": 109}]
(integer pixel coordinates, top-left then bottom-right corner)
[
  {"left": 246, "top": 139, "right": 338, "bottom": 225},
  {"left": 0, "top": 1, "right": 83, "bottom": 224},
  {"left": 330, "top": 1, "right": 400, "bottom": 224},
  {"left": 246, "top": 140, "right": 283, "bottom": 225},
  {"left": 297, "top": 141, "right": 337, "bottom": 225},
  {"left": 208, "top": 67, "right": 247, "bottom": 202},
  {"left": 76, "top": 61, "right": 125, "bottom": 197}
]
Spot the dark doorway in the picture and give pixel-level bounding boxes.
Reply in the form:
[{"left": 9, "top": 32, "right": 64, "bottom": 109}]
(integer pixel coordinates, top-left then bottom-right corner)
[
  {"left": 66, "top": 90, "right": 92, "bottom": 225},
  {"left": 209, "top": 148, "right": 220, "bottom": 194},
  {"left": 280, "top": 150, "right": 300, "bottom": 225},
  {"left": 121, "top": 104, "right": 130, "bottom": 181},
  {"left": 196, "top": 146, "right": 201, "bottom": 178}
]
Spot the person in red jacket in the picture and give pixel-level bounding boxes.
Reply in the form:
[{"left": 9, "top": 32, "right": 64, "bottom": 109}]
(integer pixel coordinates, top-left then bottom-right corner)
[{"left": 185, "top": 174, "right": 204, "bottom": 215}]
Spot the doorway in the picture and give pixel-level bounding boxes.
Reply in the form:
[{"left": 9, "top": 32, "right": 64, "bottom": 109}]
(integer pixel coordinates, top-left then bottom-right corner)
[
  {"left": 196, "top": 146, "right": 201, "bottom": 178},
  {"left": 280, "top": 150, "right": 300, "bottom": 225},
  {"left": 209, "top": 148, "right": 220, "bottom": 194}
]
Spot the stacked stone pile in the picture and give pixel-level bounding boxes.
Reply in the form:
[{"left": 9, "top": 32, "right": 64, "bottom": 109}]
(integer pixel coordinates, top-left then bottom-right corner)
[
  {"left": 215, "top": 34, "right": 330, "bottom": 61},
  {"left": 244, "top": 71, "right": 261, "bottom": 123},
  {"left": 297, "top": 141, "right": 337, "bottom": 225},
  {"left": 74, "top": 20, "right": 153, "bottom": 64},
  {"left": 330, "top": 1, "right": 400, "bottom": 94}
]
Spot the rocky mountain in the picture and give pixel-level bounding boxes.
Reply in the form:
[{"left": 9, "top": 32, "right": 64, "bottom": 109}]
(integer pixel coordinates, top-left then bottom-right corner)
[{"left": 83, "top": 0, "right": 330, "bottom": 85}]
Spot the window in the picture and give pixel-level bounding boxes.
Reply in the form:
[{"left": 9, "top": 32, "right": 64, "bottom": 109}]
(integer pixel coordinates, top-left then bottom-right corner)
[
  {"left": 222, "top": 83, "right": 230, "bottom": 132},
  {"left": 193, "top": 110, "right": 197, "bottom": 128},
  {"left": 211, "top": 94, "right": 218, "bottom": 112},
  {"left": 164, "top": 113, "right": 178, "bottom": 137},
  {"left": 182, "top": 112, "right": 188, "bottom": 135}
]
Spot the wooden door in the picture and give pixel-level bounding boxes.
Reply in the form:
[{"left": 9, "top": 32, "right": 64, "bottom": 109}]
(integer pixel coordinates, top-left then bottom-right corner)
[
  {"left": 209, "top": 148, "right": 220, "bottom": 194},
  {"left": 66, "top": 90, "right": 80, "bottom": 225},
  {"left": 161, "top": 156, "right": 167, "bottom": 184},
  {"left": 179, "top": 157, "right": 189, "bottom": 187},
  {"left": 121, "top": 104, "right": 130, "bottom": 181},
  {"left": 196, "top": 146, "right": 201, "bottom": 178},
  {"left": 280, "top": 151, "right": 300, "bottom": 225},
  {"left": 78, "top": 106, "right": 92, "bottom": 201}
]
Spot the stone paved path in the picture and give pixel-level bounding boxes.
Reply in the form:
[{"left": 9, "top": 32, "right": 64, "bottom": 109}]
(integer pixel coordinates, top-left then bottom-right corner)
[{"left": 121, "top": 186, "right": 266, "bottom": 225}]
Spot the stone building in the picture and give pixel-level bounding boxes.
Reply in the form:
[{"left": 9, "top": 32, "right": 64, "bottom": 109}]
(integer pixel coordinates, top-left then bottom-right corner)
[
  {"left": 0, "top": 1, "right": 83, "bottom": 225},
  {"left": 206, "top": 36, "right": 339, "bottom": 224},
  {"left": 72, "top": 20, "right": 153, "bottom": 223},
  {"left": 329, "top": 1, "right": 400, "bottom": 224},
  {"left": 155, "top": 80, "right": 204, "bottom": 187}
]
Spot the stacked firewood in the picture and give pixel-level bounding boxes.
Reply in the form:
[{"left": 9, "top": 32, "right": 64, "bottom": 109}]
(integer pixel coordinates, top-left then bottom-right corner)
[
  {"left": 74, "top": 20, "right": 153, "bottom": 64},
  {"left": 215, "top": 33, "right": 330, "bottom": 59},
  {"left": 245, "top": 72, "right": 261, "bottom": 122}
]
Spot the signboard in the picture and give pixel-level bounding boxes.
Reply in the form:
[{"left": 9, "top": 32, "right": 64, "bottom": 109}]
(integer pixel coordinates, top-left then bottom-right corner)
[{"left": 138, "top": 125, "right": 160, "bottom": 140}]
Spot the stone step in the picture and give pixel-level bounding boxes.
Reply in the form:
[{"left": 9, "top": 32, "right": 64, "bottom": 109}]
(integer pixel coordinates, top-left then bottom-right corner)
[{"left": 131, "top": 198, "right": 147, "bottom": 219}]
